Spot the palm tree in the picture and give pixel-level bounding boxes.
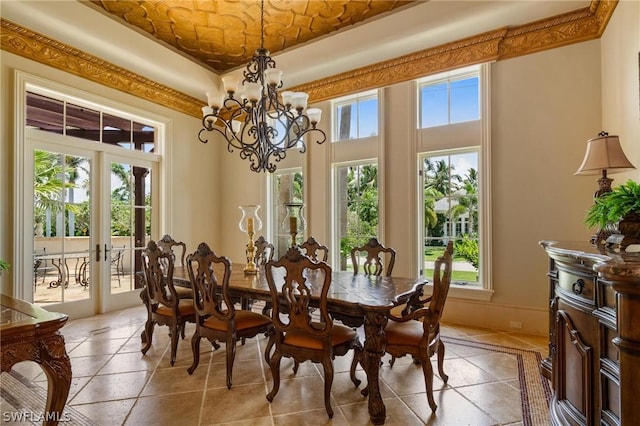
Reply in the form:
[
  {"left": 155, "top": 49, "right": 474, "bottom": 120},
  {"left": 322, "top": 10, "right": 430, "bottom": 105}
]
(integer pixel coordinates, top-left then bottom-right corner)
[{"left": 423, "top": 158, "right": 461, "bottom": 195}]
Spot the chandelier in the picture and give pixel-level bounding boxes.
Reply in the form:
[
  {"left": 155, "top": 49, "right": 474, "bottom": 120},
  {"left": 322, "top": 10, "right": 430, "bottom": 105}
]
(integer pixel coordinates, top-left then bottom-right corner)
[{"left": 198, "top": 0, "right": 326, "bottom": 173}]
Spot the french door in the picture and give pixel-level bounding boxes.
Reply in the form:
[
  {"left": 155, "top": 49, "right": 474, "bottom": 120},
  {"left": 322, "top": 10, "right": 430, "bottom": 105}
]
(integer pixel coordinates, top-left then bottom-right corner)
[{"left": 25, "top": 129, "right": 158, "bottom": 317}]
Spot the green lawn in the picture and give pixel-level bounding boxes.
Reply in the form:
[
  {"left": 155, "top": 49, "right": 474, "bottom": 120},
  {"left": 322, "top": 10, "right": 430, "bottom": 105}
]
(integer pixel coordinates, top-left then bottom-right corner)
[
  {"left": 424, "top": 246, "right": 446, "bottom": 261},
  {"left": 423, "top": 269, "right": 478, "bottom": 283}
]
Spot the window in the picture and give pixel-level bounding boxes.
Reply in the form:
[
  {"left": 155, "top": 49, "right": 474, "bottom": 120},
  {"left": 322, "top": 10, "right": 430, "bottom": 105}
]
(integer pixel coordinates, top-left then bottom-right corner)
[
  {"left": 334, "top": 162, "right": 378, "bottom": 271},
  {"left": 27, "top": 91, "right": 156, "bottom": 151},
  {"left": 270, "top": 168, "right": 303, "bottom": 257},
  {"left": 421, "top": 150, "right": 480, "bottom": 285},
  {"left": 333, "top": 91, "right": 378, "bottom": 141},
  {"left": 419, "top": 70, "right": 479, "bottom": 128}
]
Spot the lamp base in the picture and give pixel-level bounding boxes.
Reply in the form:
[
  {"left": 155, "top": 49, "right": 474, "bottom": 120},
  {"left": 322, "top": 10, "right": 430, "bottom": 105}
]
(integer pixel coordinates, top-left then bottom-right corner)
[{"left": 243, "top": 264, "right": 258, "bottom": 275}]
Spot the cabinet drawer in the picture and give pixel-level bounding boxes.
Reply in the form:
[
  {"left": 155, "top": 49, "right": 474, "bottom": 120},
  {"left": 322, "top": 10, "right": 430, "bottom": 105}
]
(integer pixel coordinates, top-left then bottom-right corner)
[{"left": 557, "top": 269, "right": 595, "bottom": 305}]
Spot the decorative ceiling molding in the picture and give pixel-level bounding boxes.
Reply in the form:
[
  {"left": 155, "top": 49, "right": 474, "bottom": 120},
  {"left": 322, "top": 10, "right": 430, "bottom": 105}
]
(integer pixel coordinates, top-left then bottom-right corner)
[
  {"left": 0, "top": 0, "right": 617, "bottom": 118},
  {"left": 0, "top": 19, "right": 202, "bottom": 118},
  {"left": 291, "top": 0, "right": 617, "bottom": 102}
]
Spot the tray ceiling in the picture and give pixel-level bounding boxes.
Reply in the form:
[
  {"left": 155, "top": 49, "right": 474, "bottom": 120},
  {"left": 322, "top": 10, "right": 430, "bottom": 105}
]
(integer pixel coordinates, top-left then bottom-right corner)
[{"left": 86, "top": 0, "right": 417, "bottom": 73}]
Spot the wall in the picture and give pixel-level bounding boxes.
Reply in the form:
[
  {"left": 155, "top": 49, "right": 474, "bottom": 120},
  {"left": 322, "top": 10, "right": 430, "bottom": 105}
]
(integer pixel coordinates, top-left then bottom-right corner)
[
  {"left": 601, "top": 0, "right": 640, "bottom": 182},
  {"left": 0, "top": 50, "right": 222, "bottom": 296}
]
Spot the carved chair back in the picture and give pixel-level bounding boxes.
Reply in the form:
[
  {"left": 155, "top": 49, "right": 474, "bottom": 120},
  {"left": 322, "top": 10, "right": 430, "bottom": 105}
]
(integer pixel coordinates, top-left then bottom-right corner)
[
  {"left": 265, "top": 246, "right": 334, "bottom": 345},
  {"left": 350, "top": 237, "right": 396, "bottom": 276},
  {"left": 157, "top": 234, "right": 187, "bottom": 266},
  {"left": 186, "top": 242, "right": 234, "bottom": 323},
  {"left": 141, "top": 240, "right": 178, "bottom": 309},
  {"left": 299, "top": 236, "right": 329, "bottom": 262},
  {"left": 254, "top": 236, "right": 275, "bottom": 266}
]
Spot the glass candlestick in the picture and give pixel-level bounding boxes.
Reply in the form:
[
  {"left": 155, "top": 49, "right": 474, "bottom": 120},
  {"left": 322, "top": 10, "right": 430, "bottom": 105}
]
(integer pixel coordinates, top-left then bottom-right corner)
[
  {"left": 281, "top": 203, "right": 306, "bottom": 247},
  {"left": 239, "top": 205, "right": 263, "bottom": 274}
]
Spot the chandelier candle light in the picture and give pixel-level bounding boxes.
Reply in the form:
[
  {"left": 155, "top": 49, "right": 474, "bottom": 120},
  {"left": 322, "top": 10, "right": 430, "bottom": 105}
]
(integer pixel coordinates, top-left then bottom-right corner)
[
  {"left": 239, "top": 205, "right": 263, "bottom": 274},
  {"left": 198, "top": 0, "right": 326, "bottom": 173}
]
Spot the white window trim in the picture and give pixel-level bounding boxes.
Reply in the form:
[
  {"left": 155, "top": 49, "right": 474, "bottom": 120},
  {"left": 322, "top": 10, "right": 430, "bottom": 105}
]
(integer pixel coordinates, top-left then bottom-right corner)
[
  {"left": 415, "top": 63, "right": 493, "bottom": 302},
  {"left": 13, "top": 70, "right": 170, "bottom": 299},
  {"left": 332, "top": 89, "right": 378, "bottom": 142},
  {"left": 418, "top": 64, "right": 481, "bottom": 129}
]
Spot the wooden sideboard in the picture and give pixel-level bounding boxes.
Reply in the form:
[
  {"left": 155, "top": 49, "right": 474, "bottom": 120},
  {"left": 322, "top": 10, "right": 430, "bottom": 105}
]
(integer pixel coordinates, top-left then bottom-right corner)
[{"left": 540, "top": 241, "right": 640, "bottom": 426}]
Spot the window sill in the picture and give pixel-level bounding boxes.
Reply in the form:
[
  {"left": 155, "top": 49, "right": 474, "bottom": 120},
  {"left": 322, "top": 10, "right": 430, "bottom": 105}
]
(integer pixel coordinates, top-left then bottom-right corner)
[{"left": 423, "top": 283, "right": 494, "bottom": 302}]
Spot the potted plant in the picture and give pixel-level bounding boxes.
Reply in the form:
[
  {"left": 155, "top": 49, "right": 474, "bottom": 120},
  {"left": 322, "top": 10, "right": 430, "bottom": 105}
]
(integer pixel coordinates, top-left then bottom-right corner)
[{"left": 585, "top": 179, "right": 640, "bottom": 248}]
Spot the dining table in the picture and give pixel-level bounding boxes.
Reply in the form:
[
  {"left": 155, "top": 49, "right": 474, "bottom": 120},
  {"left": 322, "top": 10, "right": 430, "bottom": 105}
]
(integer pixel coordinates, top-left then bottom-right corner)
[{"left": 170, "top": 264, "right": 428, "bottom": 425}]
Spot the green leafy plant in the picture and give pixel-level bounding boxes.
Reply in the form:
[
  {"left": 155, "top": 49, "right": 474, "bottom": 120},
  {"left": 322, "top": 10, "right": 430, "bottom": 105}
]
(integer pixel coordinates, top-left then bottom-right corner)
[
  {"left": 0, "top": 260, "right": 9, "bottom": 274},
  {"left": 585, "top": 180, "right": 640, "bottom": 229},
  {"left": 453, "top": 236, "right": 479, "bottom": 270}
]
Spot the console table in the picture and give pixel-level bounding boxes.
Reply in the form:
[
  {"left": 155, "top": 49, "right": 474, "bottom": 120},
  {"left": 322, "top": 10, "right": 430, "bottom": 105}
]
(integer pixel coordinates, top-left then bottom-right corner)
[
  {"left": 540, "top": 241, "right": 640, "bottom": 426},
  {"left": 0, "top": 294, "right": 71, "bottom": 426}
]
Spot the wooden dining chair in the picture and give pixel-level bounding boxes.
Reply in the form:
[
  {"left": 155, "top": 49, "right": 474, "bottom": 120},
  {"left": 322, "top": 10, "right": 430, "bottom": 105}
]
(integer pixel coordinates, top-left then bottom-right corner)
[
  {"left": 254, "top": 236, "right": 275, "bottom": 266},
  {"left": 186, "top": 242, "right": 273, "bottom": 389},
  {"left": 140, "top": 240, "right": 196, "bottom": 366},
  {"left": 299, "top": 236, "right": 329, "bottom": 262},
  {"left": 264, "top": 246, "right": 362, "bottom": 418},
  {"left": 350, "top": 237, "right": 396, "bottom": 276},
  {"left": 378, "top": 241, "right": 453, "bottom": 412},
  {"left": 157, "top": 234, "right": 192, "bottom": 300},
  {"left": 157, "top": 234, "right": 187, "bottom": 265}
]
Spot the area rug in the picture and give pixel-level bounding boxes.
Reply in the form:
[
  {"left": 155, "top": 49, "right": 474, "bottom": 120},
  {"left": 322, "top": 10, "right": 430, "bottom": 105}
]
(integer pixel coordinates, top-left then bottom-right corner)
[
  {"left": 442, "top": 335, "right": 552, "bottom": 426},
  {"left": 0, "top": 371, "right": 96, "bottom": 426}
]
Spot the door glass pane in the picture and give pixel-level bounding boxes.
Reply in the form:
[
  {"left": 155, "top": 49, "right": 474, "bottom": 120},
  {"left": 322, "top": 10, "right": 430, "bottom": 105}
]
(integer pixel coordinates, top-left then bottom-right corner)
[
  {"left": 110, "top": 161, "right": 151, "bottom": 293},
  {"left": 33, "top": 150, "right": 91, "bottom": 305}
]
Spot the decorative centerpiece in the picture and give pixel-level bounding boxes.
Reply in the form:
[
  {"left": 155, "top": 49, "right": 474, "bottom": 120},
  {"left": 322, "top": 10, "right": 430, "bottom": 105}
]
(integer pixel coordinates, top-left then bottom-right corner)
[
  {"left": 281, "top": 203, "right": 306, "bottom": 247},
  {"left": 239, "top": 205, "right": 263, "bottom": 274},
  {"left": 585, "top": 179, "right": 640, "bottom": 249}
]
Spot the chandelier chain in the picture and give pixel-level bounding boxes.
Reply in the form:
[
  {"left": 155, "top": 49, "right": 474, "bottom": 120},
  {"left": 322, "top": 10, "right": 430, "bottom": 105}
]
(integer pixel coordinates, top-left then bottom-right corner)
[{"left": 197, "top": 0, "right": 326, "bottom": 173}]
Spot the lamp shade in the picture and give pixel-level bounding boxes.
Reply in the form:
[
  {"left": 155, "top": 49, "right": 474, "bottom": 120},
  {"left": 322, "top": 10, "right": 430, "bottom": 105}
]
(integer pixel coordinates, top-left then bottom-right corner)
[{"left": 575, "top": 134, "right": 636, "bottom": 175}]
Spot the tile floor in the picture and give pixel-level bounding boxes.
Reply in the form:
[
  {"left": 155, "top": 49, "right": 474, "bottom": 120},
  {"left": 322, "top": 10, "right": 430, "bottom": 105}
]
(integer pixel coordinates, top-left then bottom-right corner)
[{"left": 8, "top": 305, "right": 549, "bottom": 425}]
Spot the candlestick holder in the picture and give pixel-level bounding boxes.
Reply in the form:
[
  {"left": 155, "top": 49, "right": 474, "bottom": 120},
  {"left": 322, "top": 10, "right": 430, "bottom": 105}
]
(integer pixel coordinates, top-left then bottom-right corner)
[
  {"left": 281, "top": 203, "right": 306, "bottom": 247},
  {"left": 239, "top": 205, "right": 262, "bottom": 274}
]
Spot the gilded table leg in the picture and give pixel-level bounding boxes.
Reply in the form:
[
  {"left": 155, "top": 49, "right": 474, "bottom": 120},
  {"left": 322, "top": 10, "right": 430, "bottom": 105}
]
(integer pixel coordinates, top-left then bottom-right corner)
[
  {"left": 39, "top": 334, "right": 72, "bottom": 426},
  {"left": 363, "top": 310, "right": 388, "bottom": 425}
]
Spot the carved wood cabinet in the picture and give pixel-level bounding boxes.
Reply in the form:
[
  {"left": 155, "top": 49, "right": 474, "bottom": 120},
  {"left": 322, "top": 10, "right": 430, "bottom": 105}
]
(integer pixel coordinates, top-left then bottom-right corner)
[{"left": 540, "top": 241, "right": 640, "bottom": 426}]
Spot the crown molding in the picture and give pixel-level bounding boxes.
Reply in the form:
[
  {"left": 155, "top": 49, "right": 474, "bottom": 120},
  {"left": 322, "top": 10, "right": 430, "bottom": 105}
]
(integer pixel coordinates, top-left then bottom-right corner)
[
  {"left": 291, "top": 0, "right": 617, "bottom": 102},
  {"left": 0, "top": 0, "right": 617, "bottom": 117},
  {"left": 0, "top": 19, "right": 202, "bottom": 118}
]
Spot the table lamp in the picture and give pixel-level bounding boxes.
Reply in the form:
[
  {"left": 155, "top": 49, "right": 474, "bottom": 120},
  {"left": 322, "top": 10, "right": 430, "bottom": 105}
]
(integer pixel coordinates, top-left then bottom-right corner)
[
  {"left": 239, "top": 205, "right": 262, "bottom": 274},
  {"left": 575, "top": 131, "right": 636, "bottom": 198}
]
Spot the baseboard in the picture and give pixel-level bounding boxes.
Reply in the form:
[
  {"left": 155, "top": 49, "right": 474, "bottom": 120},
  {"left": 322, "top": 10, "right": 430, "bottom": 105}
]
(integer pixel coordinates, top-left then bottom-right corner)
[{"left": 442, "top": 297, "right": 549, "bottom": 336}]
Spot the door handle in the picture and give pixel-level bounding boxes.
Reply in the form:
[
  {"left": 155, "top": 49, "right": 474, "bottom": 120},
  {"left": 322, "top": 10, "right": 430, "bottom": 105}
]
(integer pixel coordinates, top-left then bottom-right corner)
[
  {"left": 104, "top": 244, "right": 109, "bottom": 262},
  {"left": 96, "top": 244, "right": 101, "bottom": 262}
]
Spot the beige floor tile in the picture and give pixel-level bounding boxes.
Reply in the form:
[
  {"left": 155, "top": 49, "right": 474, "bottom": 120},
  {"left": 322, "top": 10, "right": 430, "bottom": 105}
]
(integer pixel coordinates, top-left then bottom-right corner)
[
  {"left": 69, "top": 338, "right": 129, "bottom": 357},
  {"left": 72, "top": 399, "right": 136, "bottom": 425},
  {"left": 456, "top": 381, "right": 522, "bottom": 424},
  {"left": 465, "top": 352, "right": 519, "bottom": 381},
  {"left": 98, "top": 351, "right": 161, "bottom": 375},
  {"left": 403, "top": 388, "right": 498, "bottom": 425},
  {"left": 125, "top": 391, "right": 202, "bottom": 426},
  {"left": 200, "top": 383, "right": 272, "bottom": 423},
  {"left": 68, "top": 355, "right": 112, "bottom": 377},
  {"left": 141, "top": 364, "right": 209, "bottom": 397},
  {"left": 4, "top": 307, "right": 549, "bottom": 425},
  {"left": 69, "top": 371, "right": 151, "bottom": 405}
]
